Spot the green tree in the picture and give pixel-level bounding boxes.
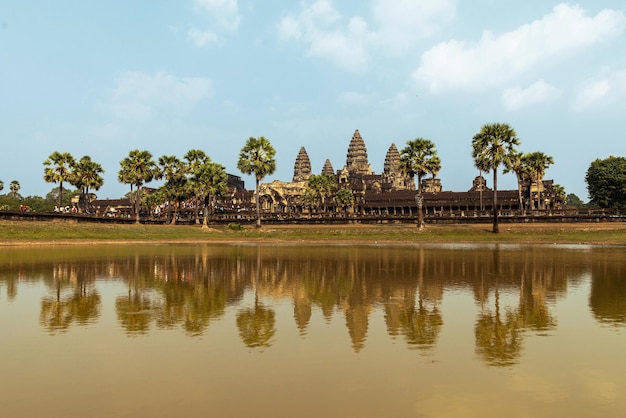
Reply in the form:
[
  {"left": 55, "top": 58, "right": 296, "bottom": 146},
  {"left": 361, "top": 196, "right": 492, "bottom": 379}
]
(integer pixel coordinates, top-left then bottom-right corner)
[
  {"left": 585, "top": 156, "right": 626, "bottom": 209},
  {"left": 157, "top": 155, "right": 189, "bottom": 224},
  {"left": 118, "top": 150, "right": 158, "bottom": 223},
  {"left": 43, "top": 151, "right": 76, "bottom": 208},
  {"left": 471, "top": 123, "right": 520, "bottom": 233},
  {"left": 22, "top": 195, "right": 53, "bottom": 212},
  {"left": 304, "top": 174, "right": 337, "bottom": 213},
  {"left": 566, "top": 193, "right": 586, "bottom": 208},
  {"left": 9, "top": 180, "right": 21, "bottom": 199},
  {"left": 184, "top": 149, "right": 211, "bottom": 223},
  {"left": 503, "top": 151, "right": 530, "bottom": 212},
  {"left": 237, "top": 136, "right": 276, "bottom": 228},
  {"left": 552, "top": 184, "right": 566, "bottom": 208},
  {"left": 399, "top": 138, "right": 441, "bottom": 229},
  {"left": 191, "top": 161, "right": 228, "bottom": 228},
  {"left": 522, "top": 151, "right": 554, "bottom": 210},
  {"left": 71, "top": 156, "right": 105, "bottom": 212},
  {"left": 335, "top": 188, "right": 355, "bottom": 213},
  {"left": 0, "top": 180, "right": 3, "bottom": 193}
]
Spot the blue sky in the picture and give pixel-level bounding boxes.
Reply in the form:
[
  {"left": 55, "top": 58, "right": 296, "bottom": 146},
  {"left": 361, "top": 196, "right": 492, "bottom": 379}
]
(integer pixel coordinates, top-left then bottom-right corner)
[{"left": 2, "top": 0, "right": 625, "bottom": 200}]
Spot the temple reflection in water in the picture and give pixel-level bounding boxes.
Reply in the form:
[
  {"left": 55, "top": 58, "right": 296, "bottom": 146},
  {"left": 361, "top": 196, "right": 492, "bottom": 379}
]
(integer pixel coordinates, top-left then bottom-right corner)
[{"left": 1, "top": 244, "right": 624, "bottom": 367}]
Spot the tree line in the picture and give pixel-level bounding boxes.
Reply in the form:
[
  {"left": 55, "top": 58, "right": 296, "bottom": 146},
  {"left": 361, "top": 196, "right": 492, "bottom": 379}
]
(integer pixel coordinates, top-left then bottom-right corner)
[{"left": 2, "top": 124, "right": 624, "bottom": 228}]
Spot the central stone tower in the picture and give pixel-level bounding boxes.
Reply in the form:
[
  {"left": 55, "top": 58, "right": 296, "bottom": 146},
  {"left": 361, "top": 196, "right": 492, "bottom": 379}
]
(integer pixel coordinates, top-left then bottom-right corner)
[{"left": 345, "top": 129, "right": 372, "bottom": 175}]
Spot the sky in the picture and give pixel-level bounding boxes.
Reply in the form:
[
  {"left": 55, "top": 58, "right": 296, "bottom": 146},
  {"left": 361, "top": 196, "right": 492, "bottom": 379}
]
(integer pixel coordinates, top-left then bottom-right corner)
[{"left": 1, "top": 0, "right": 625, "bottom": 201}]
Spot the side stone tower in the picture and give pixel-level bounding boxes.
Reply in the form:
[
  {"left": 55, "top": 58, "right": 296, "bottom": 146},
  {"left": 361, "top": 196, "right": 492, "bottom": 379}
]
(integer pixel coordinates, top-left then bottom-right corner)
[
  {"left": 321, "top": 159, "right": 335, "bottom": 176},
  {"left": 383, "top": 143, "right": 414, "bottom": 190},
  {"left": 293, "top": 146, "right": 312, "bottom": 182}
]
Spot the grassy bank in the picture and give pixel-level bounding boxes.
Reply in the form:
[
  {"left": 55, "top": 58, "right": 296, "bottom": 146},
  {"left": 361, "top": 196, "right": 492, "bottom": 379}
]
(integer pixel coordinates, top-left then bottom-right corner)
[{"left": 1, "top": 220, "right": 626, "bottom": 246}]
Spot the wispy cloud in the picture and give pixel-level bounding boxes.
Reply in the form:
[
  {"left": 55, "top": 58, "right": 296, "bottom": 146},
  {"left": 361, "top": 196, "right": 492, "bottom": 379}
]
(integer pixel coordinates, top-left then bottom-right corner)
[
  {"left": 413, "top": 4, "right": 625, "bottom": 92},
  {"left": 277, "top": 0, "right": 455, "bottom": 71},
  {"left": 573, "top": 69, "right": 626, "bottom": 111},
  {"left": 188, "top": 0, "right": 241, "bottom": 47},
  {"left": 105, "top": 71, "right": 212, "bottom": 121},
  {"left": 501, "top": 79, "right": 561, "bottom": 111}
]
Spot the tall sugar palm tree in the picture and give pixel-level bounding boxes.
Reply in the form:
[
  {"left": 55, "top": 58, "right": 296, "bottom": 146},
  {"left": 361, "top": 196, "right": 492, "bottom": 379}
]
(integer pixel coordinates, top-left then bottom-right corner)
[
  {"left": 474, "top": 152, "right": 491, "bottom": 211},
  {"left": 471, "top": 123, "right": 520, "bottom": 233},
  {"left": 72, "top": 156, "right": 105, "bottom": 212},
  {"left": 118, "top": 149, "right": 158, "bottom": 223},
  {"left": 157, "top": 155, "right": 188, "bottom": 225},
  {"left": 191, "top": 161, "right": 228, "bottom": 228},
  {"left": 399, "top": 138, "right": 441, "bottom": 229},
  {"left": 237, "top": 136, "right": 276, "bottom": 228},
  {"left": 503, "top": 151, "right": 530, "bottom": 213},
  {"left": 43, "top": 151, "right": 76, "bottom": 208},
  {"left": 9, "top": 180, "right": 21, "bottom": 199},
  {"left": 184, "top": 149, "right": 210, "bottom": 171},
  {"left": 184, "top": 149, "right": 211, "bottom": 223},
  {"left": 522, "top": 151, "right": 554, "bottom": 210}
]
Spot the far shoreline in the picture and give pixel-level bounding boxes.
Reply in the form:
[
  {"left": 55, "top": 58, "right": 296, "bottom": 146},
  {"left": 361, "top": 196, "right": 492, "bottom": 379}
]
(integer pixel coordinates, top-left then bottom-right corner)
[{"left": 1, "top": 220, "right": 626, "bottom": 247}]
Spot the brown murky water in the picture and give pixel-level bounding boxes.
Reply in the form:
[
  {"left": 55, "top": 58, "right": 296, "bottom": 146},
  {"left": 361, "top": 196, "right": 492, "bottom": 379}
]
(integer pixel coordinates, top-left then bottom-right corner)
[{"left": 1, "top": 243, "right": 624, "bottom": 417}]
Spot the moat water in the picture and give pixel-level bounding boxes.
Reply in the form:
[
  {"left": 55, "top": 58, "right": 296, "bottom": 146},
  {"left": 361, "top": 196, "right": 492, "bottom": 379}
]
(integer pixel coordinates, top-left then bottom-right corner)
[{"left": 1, "top": 243, "right": 625, "bottom": 417}]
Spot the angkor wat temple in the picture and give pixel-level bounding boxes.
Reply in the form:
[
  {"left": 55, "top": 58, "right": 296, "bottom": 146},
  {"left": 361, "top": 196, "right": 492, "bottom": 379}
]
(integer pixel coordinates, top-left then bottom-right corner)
[
  {"left": 249, "top": 129, "right": 562, "bottom": 219},
  {"left": 86, "top": 129, "right": 563, "bottom": 222}
]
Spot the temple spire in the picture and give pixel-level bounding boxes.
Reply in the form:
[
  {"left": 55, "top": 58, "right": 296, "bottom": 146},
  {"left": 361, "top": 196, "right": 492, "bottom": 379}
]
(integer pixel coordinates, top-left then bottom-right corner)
[
  {"left": 345, "top": 129, "right": 371, "bottom": 175},
  {"left": 293, "top": 146, "right": 312, "bottom": 182}
]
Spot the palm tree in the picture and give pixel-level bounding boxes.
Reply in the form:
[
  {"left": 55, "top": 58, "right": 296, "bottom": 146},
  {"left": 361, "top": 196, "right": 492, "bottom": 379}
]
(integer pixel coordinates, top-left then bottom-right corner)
[
  {"left": 9, "top": 180, "right": 21, "bottom": 199},
  {"left": 237, "top": 136, "right": 276, "bottom": 228},
  {"left": 305, "top": 174, "right": 337, "bottom": 213},
  {"left": 471, "top": 123, "right": 520, "bottom": 233},
  {"left": 191, "top": 161, "right": 228, "bottom": 228},
  {"left": 118, "top": 150, "right": 158, "bottom": 223},
  {"left": 72, "top": 156, "right": 104, "bottom": 212},
  {"left": 43, "top": 151, "right": 76, "bottom": 208},
  {"left": 157, "top": 155, "right": 188, "bottom": 224},
  {"left": 474, "top": 152, "right": 491, "bottom": 211},
  {"left": 503, "top": 151, "right": 530, "bottom": 213},
  {"left": 335, "top": 188, "right": 355, "bottom": 214},
  {"left": 184, "top": 149, "right": 211, "bottom": 223},
  {"left": 399, "top": 138, "right": 441, "bottom": 229},
  {"left": 522, "top": 151, "right": 554, "bottom": 210},
  {"left": 552, "top": 184, "right": 566, "bottom": 208}
]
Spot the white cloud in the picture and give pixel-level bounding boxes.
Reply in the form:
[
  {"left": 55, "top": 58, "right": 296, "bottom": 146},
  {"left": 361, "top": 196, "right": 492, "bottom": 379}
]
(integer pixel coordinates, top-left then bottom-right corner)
[
  {"left": 370, "top": 0, "right": 455, "bottom": 53},
  {"left": 106, "top": 71, "right": 212, "bottom": 121},
  {"left": 187, "top": 28, "right": 220, "bottom": 47},
  {"left": 193, "top": 0, "right": 240, "bottom": 31},
  {"left": 501, "top": 79, "right": 561, "bottom": 111},
  {"left": 188, "top": 0, "right": 240, "bottom": 47},
  {"left": 573, "top": 69, "right": 626, "bottom": 110},
  {"left": 413, "top": 4, "right": 625, "bottom": 92},
  {"left": 277, "top": 0, "right": 455, "bottom": 71}
]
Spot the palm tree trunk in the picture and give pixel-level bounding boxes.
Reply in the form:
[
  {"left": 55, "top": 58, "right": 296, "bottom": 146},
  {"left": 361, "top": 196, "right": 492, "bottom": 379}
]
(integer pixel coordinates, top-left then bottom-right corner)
[
  {"left": 516, "top": 173, "right": 524, "bottom": 214},
  {"left": 58, "top": 181, "right": 64, "bottom": 208},
  {"left": 255, "top": 177, "right": 261, "bottom": 228},
  {"left": 537, "top": 177, "right": 542, "bottom": 210},
  {"left": 170, "top": 201, "right": 178, "bottom": 225},
  {"left": 492, "top": 170, "right": 499, "bottom": 233},
  {"left": 202, "top": 195, "right": 211, "bottom": 229},
  {"left": 135, "top": 184, "right": 141, "bottom": 224},
  {"left": 417, "top": 174, "right": 424, "bottom": 229}
]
